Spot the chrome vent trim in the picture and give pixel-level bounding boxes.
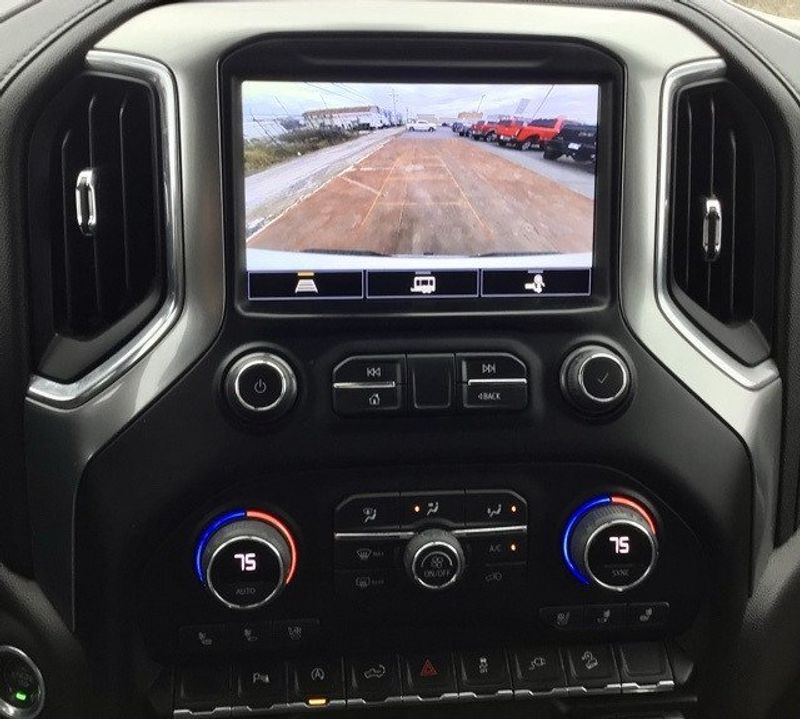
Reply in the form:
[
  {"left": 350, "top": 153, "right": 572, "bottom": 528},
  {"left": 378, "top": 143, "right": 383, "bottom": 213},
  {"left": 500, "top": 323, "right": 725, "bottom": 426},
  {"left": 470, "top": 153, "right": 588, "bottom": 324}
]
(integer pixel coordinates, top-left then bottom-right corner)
[
  {"left": 655, "top": 59, "right": 778, "bottom": 390},
  {"left": 27, "top": 50, "right": 184, "bottom": 409}
]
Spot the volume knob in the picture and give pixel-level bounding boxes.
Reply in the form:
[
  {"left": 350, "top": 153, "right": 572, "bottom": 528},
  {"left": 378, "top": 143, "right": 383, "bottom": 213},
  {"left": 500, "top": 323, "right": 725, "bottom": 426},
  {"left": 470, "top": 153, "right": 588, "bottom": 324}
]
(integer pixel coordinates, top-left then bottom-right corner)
[{"left": 560, "top": 345, "right": 631, "bottom": 415}]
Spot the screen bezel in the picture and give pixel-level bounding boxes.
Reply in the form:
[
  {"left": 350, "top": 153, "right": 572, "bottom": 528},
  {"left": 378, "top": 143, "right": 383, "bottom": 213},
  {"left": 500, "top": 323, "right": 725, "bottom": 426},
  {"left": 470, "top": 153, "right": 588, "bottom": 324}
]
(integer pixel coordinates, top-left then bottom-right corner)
[{"left": 221, "top": 34, "right": 623, "bottom": 319}]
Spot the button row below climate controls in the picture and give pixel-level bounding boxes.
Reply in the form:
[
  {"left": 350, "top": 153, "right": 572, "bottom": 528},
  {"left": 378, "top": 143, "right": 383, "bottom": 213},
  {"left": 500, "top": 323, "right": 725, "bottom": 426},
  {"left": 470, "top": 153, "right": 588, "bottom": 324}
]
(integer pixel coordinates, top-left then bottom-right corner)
[{"left": 173, "top": 642, "right": 676, "bottom": 717}]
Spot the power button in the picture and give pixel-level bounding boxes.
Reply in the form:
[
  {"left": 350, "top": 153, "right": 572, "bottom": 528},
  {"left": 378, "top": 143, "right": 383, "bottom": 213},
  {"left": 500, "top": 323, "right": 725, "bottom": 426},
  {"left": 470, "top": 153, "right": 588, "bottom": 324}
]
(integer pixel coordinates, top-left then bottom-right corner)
[{"left": 225, "top": 352, "right": 298, "bottom": 420}]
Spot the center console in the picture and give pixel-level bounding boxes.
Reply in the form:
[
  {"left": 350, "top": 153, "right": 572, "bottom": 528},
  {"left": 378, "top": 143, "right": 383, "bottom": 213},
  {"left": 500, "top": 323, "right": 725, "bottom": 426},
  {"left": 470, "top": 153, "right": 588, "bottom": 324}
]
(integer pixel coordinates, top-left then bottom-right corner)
[{"left": 19, "top": 4, "right": 778, "bottom": 719}]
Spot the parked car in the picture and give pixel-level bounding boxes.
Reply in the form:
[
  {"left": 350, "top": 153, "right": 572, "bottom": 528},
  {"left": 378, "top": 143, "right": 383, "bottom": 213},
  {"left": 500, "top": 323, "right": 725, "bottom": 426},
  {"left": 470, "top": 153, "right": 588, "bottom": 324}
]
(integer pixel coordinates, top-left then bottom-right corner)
[
  {"left": 471, "top": 118, "right": 507, "bottom": 142},
  {"left": 451, "top": 121, "right": 465, "bottom": 133},
  {"left": 499, "top": 116, "right": 567, "bottom": 150},
  {"left": 407, "top": 119, "right": 436, "bottom": 132},
  {"left": 543, "top": 122, "right": 597, "bottom": 163},
  {"left": 495, "top": 118, "right": 525, "bottom": 146}
]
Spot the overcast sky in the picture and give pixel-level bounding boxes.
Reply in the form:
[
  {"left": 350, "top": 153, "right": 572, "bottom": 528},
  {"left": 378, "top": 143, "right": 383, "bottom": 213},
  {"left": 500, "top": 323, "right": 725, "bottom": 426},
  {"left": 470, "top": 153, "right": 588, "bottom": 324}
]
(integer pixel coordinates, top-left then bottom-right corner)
[{"left": 242, "top": 81, "right": 599, "bottom": 123}]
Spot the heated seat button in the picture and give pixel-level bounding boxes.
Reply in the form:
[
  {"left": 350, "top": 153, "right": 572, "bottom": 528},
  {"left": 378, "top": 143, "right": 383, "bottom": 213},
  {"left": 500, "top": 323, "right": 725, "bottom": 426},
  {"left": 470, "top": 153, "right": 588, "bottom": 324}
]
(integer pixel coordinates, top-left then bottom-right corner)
[
  {"left": 229, "top": 622, "right": 272, "bottom": 652},
  {"left": 401, "top": 491, "right": 464, "bottom": 528},
  {"left": 347, "top": 655, "right": 402, "bottom": 702},
  {"left": 458, "top": 353, "right": 527, "bottom": 382},
  {"left": 585, "top": 604, "right": 627, "bottom": 630},
  {"left": 628, "top": 602, "right": 670, "bottom": 629},
  {"left": 333, "top": 356, "right": 405, "bottom": 385},
  {"left": 511, "top": 647, "right": 567, "bottom": 693},
  {"left": 291, "top": 658, "right": 345, "bottom": 704},
  {"left": 178, "top": 624, "right": 229, "bottom": 655},
  {"left": 235, "top": 661, "right": 287, "bottom": 707},
  {"left": 457, "top": 650, "right": 511, "bottom": 693},
  {"left": 463, "top": 381, "right": 528, "bottom": 411},
  {"left": 177, "top": 665, "right": 232, "bottom": 711},
  {"left": 408, "top": 354, "right": 455, "bottom": 411},
  {"left": 335, "top": 494, "right": 400, "bottom": 532},
  {"left": 539, "top": 606, "right": 585, "bottom": 631},
  {"left": 465, "top": 490, "right": 527, "bottom": 526},
  {"left": 564, "top": 644, "right": 619, "bottom": 691},
  {"left": 403, "top": 653, "right": 457, "bottom": 698}
]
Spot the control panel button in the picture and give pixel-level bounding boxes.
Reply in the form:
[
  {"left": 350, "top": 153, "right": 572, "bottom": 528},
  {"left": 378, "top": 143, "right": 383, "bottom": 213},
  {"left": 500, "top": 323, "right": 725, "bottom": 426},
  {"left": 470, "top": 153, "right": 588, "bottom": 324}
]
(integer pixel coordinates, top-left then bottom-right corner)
[
  {"left": 469, "top": 564, "right": 526, "bottom": 592},
  {"left": 468, "top": 533, "right": 527, "bottom": 565},
  {"left": 224, "top": 352, "right": 298, "bottom": 421},
  {"left": 333, "top": 356, "right": 405, "bottom": 385},
  {"left": 585, "top": 604, "right": 627, "bottom": 630},
  {"left": 347, "top": 655, "right": 402, "bottom": 702},
  {"left": 291, "top": 658, "right": 344, "bottom": 703},
  {"left": 335, "top": 494, "right": 400, "bottom": 532},
  {"left": 628, "top": 602, "right": 670, "bottom": 629},
  {"left": 539, "top": 606, "right": 585, "bottom": 631},
  {"left": 511, "top": 647, "right": 566, "bottom": 694},
  {"left": 564, "top": 644, "right": 620, "bottom": 691},
  {"left": 230, "top": 622, "right": 272, "bottom": 651},
  {"left": 274, "top": 619, "right": 321, "bottom": 647},
  {"left": 335, "top": 539, "right": 397, "bottom": 569},
  {"left": 408, "top": 354, "right": 455, "bottom": 411},
  {"left": 462, "top": 381, "right": 527, "bottom": 411},
  {"left": 465, "top": 491, "right": 527, "bottom": 527},
  {"left": 457, "top": 650, "right": 511, "bottom": 693},
  {"left": 458, "top": 353, "right": 527, "bottom": 382},
  {"left": 333, "top": 385, "right": 403, "bottom": 416},
  {"left": 400, "top": 491, "right": 464, "bottom": 528},
  {"left": 235, "top": 661, "right": 287, "bottom": 708},
  {"left": 561, "top": 345, "right": 631, "bottom": 415},
  {"left": 616, "top": 642, "right": 674, "bottom": 692},
  {"left": 403, "top": 653, "right": 457, "bottom": 698},
  {"left": 404, "top": 530, "right": 465, "bottom": 590},
  {"left": 335, "top": 570, "right": 393, "bottom": 600},
  {"left": 177, "top": 664, "right": 232, "bottom": 711},
  {"left": 178, "top": 624, "right": 229, "bottom": 655}
]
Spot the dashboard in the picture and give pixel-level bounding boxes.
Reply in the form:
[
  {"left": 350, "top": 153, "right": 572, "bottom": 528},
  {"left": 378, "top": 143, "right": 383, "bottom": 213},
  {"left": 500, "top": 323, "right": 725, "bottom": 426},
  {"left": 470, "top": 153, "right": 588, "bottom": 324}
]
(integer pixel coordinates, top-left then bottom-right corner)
[{"left": 2, "top": 2, "right": 800, "bottom": 719}]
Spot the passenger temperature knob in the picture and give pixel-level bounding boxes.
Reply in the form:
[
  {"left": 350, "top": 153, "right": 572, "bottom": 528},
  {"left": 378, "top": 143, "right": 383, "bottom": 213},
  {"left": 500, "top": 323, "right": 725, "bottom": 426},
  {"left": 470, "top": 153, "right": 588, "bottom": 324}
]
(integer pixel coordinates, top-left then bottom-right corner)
[
  {"left": 196, "top": 510, "right": 297, "bottom": 610},
  {"left": 563, "top": 496, "right": 658, "bottom": 592},
  {"left": 404, "top": 529, "right": 465, "bottom": 590}
]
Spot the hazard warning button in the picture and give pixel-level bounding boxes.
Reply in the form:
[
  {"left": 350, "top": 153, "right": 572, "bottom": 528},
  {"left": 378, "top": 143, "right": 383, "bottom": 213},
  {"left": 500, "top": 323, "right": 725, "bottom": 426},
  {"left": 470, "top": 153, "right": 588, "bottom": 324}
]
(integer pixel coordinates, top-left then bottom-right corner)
[{"left": 403, "top": 653, "right": 457, "bottom": 699}]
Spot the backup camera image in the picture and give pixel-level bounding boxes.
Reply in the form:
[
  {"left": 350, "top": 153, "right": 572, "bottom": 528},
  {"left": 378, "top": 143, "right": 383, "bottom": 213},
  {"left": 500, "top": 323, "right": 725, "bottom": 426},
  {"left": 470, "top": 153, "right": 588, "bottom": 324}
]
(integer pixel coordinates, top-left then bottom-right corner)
[{"left": 241, "top": 81, "right": 599, "bottom": 299}]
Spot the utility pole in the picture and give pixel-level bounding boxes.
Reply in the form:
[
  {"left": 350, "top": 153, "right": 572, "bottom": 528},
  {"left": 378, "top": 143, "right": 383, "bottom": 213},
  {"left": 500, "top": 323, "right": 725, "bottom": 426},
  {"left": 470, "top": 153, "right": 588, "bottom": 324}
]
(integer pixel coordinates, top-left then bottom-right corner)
[
  {"left": 390, "top": 88, "right": 399, "bottom": 122},
  {"left": 477, "top": 93, "right": 486, "bottom": 113}
]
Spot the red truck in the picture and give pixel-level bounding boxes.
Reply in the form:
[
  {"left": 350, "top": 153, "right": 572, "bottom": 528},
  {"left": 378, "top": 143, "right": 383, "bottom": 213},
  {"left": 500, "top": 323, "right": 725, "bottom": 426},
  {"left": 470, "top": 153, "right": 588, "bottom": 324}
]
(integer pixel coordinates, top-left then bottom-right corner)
[
  {"left": 496, "top": 116, "right": 567, "bottom": 150},
  {"left": 470, "top": 115, "right": 510, "bottom": 142}
]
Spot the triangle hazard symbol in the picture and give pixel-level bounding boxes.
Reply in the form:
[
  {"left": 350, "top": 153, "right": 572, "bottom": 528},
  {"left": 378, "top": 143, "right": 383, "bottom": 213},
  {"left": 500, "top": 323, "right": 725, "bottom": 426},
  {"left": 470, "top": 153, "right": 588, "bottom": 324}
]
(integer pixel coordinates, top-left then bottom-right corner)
[{"left": 420, "top": 659, "right": 438, "bottom": 678}]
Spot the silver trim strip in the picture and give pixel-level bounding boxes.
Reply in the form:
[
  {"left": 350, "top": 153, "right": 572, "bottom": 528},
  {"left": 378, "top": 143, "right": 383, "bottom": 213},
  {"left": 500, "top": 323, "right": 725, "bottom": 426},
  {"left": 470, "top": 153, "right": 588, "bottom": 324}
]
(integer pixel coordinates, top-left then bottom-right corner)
[
  {"left": 654, "top": 59, "right": 778, "bottom": 390},
  {"left": 466, "top": 378, "right": 528, "bottom": 386},
  {"left": 334, "top": 525, "right": 528, "bottom": 541},
  {"left": 332, "top": 381, "right": 397, "bottom": 390},
  {"left": 27, "top": 51, "right": 185, "bottom": 409},
  {"left": 620, "top": 679, "right": 676, "bottom": 694}
]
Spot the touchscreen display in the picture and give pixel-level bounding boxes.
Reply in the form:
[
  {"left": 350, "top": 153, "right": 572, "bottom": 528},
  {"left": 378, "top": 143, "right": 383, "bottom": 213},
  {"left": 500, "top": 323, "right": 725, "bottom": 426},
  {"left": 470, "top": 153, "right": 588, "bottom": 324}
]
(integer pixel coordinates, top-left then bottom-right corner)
[{"left": 241, "top": 81, "right": 599, "bottom": 301}]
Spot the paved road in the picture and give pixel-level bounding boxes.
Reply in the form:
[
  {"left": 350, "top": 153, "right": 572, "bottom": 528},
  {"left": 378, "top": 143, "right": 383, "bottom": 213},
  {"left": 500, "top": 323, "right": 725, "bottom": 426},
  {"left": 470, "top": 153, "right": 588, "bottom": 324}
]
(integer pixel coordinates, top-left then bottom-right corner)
[
  {"left": 248, "top": 128, "right": 594, "bottom": 257},
  {"left": 459, "top": 132, "right": 596, "bottom": 199},
  {"left": 245, "top": 126, "right": 405, "bottom": 228}
]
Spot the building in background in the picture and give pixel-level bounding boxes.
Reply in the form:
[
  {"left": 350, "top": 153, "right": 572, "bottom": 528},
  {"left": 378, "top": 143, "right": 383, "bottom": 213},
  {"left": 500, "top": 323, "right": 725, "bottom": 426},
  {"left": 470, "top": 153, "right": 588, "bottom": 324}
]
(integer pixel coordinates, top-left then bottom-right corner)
[{"left": 303, "top": 105, "right": 395, "bottom": 130}]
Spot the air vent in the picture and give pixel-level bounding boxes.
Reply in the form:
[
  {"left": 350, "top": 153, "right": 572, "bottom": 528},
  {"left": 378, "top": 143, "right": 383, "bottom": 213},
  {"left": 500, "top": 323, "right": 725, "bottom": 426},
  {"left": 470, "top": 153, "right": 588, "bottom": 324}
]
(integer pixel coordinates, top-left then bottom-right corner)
[
  {"left": 668, "top": 79, "right": 776, "bottom": 366},
  {"left": 28, "top": 73, "right": 166, "bottom": 382}
]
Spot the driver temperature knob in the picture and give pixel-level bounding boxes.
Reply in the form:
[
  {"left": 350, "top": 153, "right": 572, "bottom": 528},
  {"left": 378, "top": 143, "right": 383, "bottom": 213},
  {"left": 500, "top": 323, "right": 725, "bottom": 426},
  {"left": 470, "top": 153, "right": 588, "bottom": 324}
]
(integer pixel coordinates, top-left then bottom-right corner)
[
  {"left": 196, "top": 510, "right": 297, "bottom": 610},
  {"left": 404, "top": 529, "right": 465, "bottom": 590}
]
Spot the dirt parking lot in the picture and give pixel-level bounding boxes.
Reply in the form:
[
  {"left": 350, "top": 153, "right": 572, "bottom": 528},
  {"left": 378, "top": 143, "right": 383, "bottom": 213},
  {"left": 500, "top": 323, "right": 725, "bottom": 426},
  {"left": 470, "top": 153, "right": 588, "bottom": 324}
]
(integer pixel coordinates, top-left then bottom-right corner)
[{"left": 247, "top": 131, "right": 594, "bottom": 256}]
